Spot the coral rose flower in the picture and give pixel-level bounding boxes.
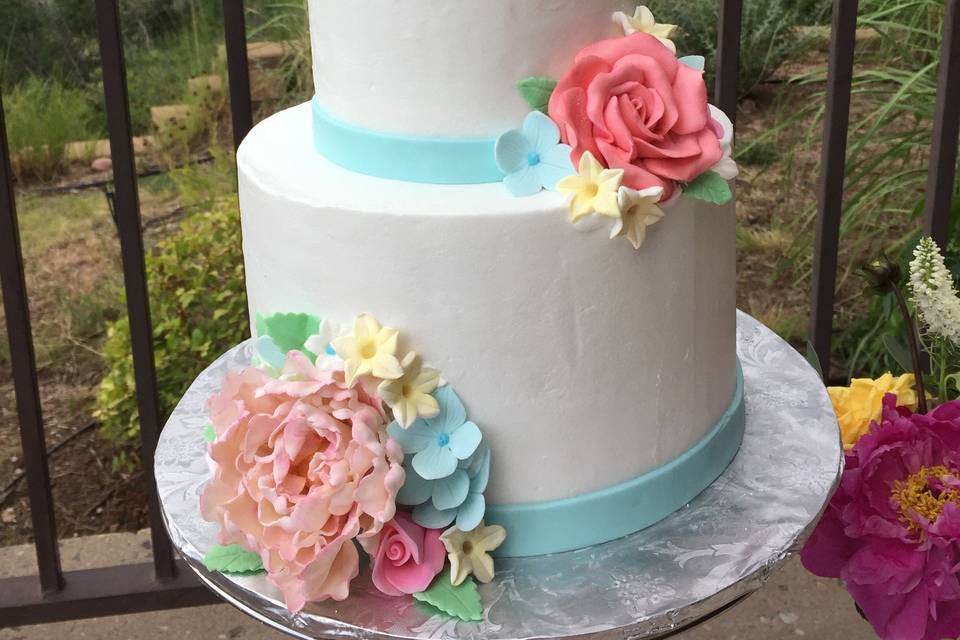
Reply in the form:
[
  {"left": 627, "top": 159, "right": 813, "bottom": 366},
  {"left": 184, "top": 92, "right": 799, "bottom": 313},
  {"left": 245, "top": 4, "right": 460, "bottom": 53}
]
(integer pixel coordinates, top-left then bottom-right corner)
[{"left": 548, "top": 33, "right": 722, "bottom": 200}]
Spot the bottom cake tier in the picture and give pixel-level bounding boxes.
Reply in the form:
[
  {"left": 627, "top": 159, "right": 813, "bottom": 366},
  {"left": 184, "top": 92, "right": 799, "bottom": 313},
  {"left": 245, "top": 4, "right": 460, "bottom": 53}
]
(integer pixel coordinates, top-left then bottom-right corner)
[{"left": 235, "top": 102, "right": 742, "bottom": 556}]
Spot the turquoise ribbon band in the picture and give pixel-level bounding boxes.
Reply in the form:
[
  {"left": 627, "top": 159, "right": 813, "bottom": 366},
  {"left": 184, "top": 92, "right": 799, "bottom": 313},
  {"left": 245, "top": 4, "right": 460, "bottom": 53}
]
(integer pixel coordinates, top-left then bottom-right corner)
[
  {"left": 311, "top": 97, "right": 504, "bottom": 184},
  {"left": 487, "top": 361, "right": 746, "bottom": 557}
]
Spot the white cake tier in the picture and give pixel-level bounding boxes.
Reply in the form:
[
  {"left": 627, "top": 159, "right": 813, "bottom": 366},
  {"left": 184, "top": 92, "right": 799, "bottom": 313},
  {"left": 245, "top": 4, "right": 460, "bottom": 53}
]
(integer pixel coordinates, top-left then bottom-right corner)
[
  {"left": 307, "top": 0, "right": 633, "bottom": 137},
  {"left": 238, "top": 103, "right": 738, "bottom": 505}
]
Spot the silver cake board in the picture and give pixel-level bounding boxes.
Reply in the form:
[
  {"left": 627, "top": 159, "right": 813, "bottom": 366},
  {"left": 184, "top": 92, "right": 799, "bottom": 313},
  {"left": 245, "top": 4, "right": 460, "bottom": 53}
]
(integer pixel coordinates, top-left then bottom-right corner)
[{"left": 156, "top": 310, "right": 843, "bottom": 640}]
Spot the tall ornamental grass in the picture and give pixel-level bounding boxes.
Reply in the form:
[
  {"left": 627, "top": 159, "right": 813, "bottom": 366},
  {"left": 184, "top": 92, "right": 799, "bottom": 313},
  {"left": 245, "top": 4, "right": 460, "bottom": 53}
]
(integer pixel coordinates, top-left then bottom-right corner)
[
  {"left": 3, "top": 77, "right": 103, "bottom": 182},
  {"left": 761, "top": 0, "right": 955, "bottom": 376}
]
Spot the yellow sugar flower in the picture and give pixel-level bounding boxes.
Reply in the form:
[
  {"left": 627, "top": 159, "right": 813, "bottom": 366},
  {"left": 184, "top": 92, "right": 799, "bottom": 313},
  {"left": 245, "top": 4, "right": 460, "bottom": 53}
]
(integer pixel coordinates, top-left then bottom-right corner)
[
  {"left": 828, "top": 372, "right": 918, "bottom": 448},
  {"left": 331, "top": 314, "right": 403, "bottom": 387},
  {"left": 612, "top": 6, "right": 678, "bottom": 53},
  {"left": 557, "top": 151, "right": 624, "bottom": 224},
  {"left": 378, "top": 351, "right": 441, "bottom": 428},
  {"left": 440, "top": 522, "right": 506, "bottom": 586}
]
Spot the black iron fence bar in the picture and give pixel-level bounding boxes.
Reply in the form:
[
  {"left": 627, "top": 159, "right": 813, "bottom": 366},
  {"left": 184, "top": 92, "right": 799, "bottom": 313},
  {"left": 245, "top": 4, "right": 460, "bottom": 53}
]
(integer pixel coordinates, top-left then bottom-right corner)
[
  {"left": 2, "top": 561, "right": 218, "bottom": 627},
  {"left": 809, "top": 0, "right": 860, "bottom": 378},
  {"left": 715, "top": 0, "right": 743, "bottom": 124},
  {"left": 223, "top": 0, "right": 253, "bottom": 149},
  {"left": 923, "top": 0, "right": 960, "bottom": 248},
  {"left": 0, "top": 93, "right": 64, "bottom": 594},
  {"left": 94, "top": 0, "right": 175, "bottom": 579}
]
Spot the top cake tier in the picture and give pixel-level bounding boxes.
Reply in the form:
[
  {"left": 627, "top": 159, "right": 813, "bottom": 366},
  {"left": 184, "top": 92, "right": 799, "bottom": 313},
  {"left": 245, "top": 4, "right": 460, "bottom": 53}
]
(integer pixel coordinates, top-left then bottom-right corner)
[{"left": 308, "top": 0, "right": 633, "bottom": 137}]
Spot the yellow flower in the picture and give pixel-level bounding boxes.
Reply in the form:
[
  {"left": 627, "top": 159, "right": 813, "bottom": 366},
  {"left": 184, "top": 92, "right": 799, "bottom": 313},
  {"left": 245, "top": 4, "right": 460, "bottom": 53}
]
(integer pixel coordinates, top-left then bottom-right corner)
[
  {"left": 612, "top": 6, "right": 678, "bottom": 53},
  {"left": 828, "top": 373, "right": 918, "bottom": 448},
  {"left": 439, "top": 522, "right": 506, "bottom": 586},
  {"left": 331, "top": 314, "right": 403, "bottom": 387},
  {"left": 378, "top": 352, "right": 441, "bottom": 428},
  {"left": 612, "top": 186, "right": 665, "bottom": 249},
  {"left": 557, "top": 151, "right": 624, "bottom": 224}
]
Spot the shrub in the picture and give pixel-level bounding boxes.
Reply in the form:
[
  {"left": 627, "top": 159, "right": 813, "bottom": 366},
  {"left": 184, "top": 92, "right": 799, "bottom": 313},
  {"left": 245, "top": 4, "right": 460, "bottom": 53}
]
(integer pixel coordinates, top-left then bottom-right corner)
[
  {"left": 3, "top": 77, "right": 103, "bottom": 182},
  {"left": 646, "top": 0, "right": 816, "bottom": 98},
  {"left": 94, "top": 199, "right": 248, "bottom": 453}
]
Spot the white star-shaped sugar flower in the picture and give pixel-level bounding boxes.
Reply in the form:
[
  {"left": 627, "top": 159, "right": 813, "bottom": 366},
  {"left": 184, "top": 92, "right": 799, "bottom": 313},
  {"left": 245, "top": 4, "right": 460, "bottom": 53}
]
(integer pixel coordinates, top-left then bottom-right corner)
[
  {"left": 612, "top": 6, "right": 678, "bottom": 53},
  {"left": 612, "top": 186, "right": 665, "bottom": 249}
]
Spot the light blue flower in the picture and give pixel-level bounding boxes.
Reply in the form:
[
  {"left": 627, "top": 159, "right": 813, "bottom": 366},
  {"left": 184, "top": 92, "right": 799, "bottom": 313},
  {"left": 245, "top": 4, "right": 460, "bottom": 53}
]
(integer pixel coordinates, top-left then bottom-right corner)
[
  {"left": 495, "top": 111, "right": 575, "bottom": 197},
  {"left": 387, "top": 385, "right": 482, "bottom": 480},
  {"left": 678, "top": 55, "right": 705, "bottom": 70},
  {"left": 399, "top": 445, "right": 490, "bottom": 531},
  {"left": 253, "top": 335, "right": 286, "bottom": 370}
]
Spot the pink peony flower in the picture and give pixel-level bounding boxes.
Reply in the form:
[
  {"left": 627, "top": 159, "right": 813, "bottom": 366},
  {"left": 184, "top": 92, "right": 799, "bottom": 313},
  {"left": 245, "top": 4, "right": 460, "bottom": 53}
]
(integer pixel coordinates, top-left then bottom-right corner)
[
  {"left": 801, "top": 394, "right": 960, "bottom": 640},
  {"left": 548, "top": 33, "right": 722, "bottom": 200},
  {"left": 200, "top": 351, "right": 405, "bottom": 612},
  {"left": 360, "top": 511, "right": 446, "bottom": 596}
]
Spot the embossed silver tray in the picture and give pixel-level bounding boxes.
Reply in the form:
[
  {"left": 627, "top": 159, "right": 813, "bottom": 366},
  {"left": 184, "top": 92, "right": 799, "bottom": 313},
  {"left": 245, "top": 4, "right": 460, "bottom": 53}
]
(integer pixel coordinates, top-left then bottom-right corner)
[{"left": 156, "top": 310, "right": 843, "bottom": 640}]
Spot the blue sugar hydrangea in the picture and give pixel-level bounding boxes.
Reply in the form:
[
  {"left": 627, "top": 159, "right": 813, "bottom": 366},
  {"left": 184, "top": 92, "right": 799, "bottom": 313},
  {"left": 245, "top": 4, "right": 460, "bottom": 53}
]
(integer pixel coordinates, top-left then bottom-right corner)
[
  {"left": 387, "top": 385, "right": 482, "bottom": 481},
  {"left": 398, "top": 445, "right": 491, "bottom": 531},
  {"left": 495, "top": 111, "right": 576, "bottom": 197}
]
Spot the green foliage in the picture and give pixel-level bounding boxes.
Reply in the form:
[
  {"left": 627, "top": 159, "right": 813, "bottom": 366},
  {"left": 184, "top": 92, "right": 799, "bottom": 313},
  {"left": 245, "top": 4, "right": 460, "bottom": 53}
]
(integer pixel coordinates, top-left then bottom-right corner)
[
  {"left": 95, "top": 200, "right": 248, "bottom": 452},
  {"left": 646, "top": 0, "right": 819, "bottom": 97},
  {"left": 683, "top": 171, "right": 733, "bottom": 204},
  {"left": 203, "top": 544, "right": 264, "bottom": 574},
  {"left": 1, "top": 0, "right": 224, "bottom": 91},
  {"left": 2, "top": 77, "right": 103, "bottom": 182},
  {"left": 766, "top": 0, "right": 958, "bottom": 377},
  {"left": 837, "top": 227, "right": 960, "bottom": 378},
  {"left": 246, "top": 0, "right": 315, "bottom": 110},
  {"left": 256, "top": 312, "right": 320, "bottom": 354},
  {"left": 516, "top": 77, "right": 558, "bottom": 113},
  {"left": 412, "top": 571, "right": 483, "bottom": 622},
  {"left": 736, "top": 140, "right": 779, "bottom": 167}
]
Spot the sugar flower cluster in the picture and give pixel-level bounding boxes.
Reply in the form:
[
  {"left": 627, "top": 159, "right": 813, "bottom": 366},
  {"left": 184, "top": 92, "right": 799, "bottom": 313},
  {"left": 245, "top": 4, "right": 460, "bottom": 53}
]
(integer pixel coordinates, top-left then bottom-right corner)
[
  {"left": 201, "top": 312, "right": 505, "bottom": 619},
  {"left": 496, "top": 5, "right": 737, "bottom": 251}
]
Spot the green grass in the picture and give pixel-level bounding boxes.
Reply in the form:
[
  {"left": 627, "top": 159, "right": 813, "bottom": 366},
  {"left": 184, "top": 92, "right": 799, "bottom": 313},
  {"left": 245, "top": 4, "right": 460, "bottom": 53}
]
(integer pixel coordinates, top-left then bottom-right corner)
[
  {"left": 15, "top": 189, "right": 111, "bottom": 253},
  {"left": 3, "top": 77, "right": 104, "bottom": 182}
]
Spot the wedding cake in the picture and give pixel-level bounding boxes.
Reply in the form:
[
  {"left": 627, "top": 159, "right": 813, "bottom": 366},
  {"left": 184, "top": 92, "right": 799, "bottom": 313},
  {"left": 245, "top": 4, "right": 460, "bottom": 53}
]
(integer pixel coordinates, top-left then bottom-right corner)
[{"left": 200, "top": 0, "right": 744, "bottom": 618}]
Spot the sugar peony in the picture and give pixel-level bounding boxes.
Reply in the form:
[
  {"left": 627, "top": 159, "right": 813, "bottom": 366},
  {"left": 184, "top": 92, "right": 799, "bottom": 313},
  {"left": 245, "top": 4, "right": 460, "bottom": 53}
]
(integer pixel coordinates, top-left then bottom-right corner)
[
  {"left": 548, "top": 32, "right": 722, "bottom": 200},
  {"left": 360, "top": 511, "right": 445, "bottom": 596},
  {"left": 801, "top": 395, "right": 960, "bottom": 640},
  {"left": 200, "top": 351, "right": 405, "bottom": 612}
]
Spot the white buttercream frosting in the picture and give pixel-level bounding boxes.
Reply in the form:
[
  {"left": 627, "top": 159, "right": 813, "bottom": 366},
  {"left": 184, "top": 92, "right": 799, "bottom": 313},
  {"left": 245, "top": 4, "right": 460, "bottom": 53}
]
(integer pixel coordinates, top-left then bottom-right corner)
[
  {"left": 238, "top": 104, "right": 738, "bottom": 505},
  {"left": 308, "top": 0, "right": 633, "bottom": 137}
]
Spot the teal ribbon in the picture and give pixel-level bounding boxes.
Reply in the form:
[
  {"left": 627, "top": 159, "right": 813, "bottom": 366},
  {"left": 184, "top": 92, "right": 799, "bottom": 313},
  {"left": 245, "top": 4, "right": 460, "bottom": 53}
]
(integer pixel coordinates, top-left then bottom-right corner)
[
  {"left": 312, "top": 97, "right": 504, "bottom": 185},
  {"left": 487, "top": 361, "right": 746, "bottom": 557}
]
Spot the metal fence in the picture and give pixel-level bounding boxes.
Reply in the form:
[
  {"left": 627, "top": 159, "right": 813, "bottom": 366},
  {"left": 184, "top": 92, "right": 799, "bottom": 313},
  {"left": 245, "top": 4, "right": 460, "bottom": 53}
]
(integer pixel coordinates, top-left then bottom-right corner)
[{"left": 0, "top": 0, "right": 958, "bottom": 627}]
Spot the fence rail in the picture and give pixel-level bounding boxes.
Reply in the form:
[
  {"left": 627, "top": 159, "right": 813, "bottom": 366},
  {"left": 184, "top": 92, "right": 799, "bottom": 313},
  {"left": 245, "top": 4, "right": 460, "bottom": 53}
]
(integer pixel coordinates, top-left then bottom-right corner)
[{"left": 1, "top": 0, "right": 959, "bottom": 626}]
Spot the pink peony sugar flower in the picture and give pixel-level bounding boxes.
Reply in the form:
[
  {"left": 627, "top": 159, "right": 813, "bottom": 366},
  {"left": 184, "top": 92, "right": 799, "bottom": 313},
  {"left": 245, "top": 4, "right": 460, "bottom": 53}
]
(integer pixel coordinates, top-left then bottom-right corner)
[
  {"left": 360, "top": 511, "right": 446, "bottom": 596},
  {"left": 801, "top": 394, "right": 960, "bottom": 640},
  {"left": 200, "top": 351, "right": 405, "bottom": 613}
]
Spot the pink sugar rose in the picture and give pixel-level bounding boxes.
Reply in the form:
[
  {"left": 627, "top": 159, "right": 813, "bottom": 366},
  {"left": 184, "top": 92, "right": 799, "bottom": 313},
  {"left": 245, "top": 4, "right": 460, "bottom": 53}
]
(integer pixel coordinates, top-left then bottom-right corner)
[
  {"left": 548, "top": 33, "right": 722, "bottom": 200},
  {"left": 200, "top": 351, "right": 405, "bottom": 613},
  {"left": 801, "top": 394, "right": 960, "bottom": 640},
  {"left": 360, "top": 511, "right": 446, "bottom": 596}
]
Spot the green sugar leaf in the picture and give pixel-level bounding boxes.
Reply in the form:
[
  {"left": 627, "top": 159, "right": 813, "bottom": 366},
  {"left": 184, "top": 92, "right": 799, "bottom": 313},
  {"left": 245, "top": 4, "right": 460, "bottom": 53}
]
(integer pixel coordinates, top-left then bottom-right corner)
[
  {"left": 203, "top": 544, "right": 264, "bottom": 574},
  {"left": 412, "top": 570, "right": 483, "bottom": 622},
  {"left": 517, "top": 77, "right": 557, "bottom": 113},
  {"left": 257, "top": 312, "right": 321, "bottom": 355},
  {"left": 683, "top": 171, "right": 733, "bottom": 205},
  {"left": 202, "top": 424, "right": 216, "bottom": 443}
]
